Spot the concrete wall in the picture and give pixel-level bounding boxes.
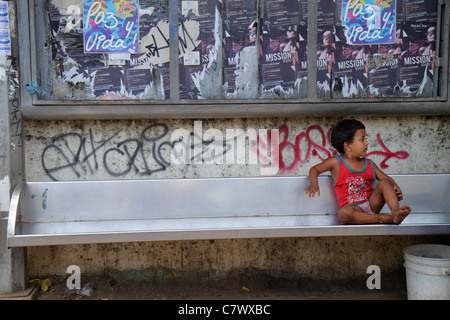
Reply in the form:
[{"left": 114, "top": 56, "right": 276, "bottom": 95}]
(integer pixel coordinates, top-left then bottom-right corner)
[
  {"left": 1, "top": 1, "right": 448, "bottom": 287},
  {"left": 23, "top": 116, "right": 449, "bottom": 279},
  {"left": 26, "top": 235, "right": 449, "bottom": 280},
  {"left": 24, "top": 116, "right": 449, "bottom": 182}
]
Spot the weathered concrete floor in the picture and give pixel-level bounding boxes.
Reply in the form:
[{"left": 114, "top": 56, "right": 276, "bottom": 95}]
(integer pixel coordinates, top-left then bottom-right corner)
[{"left": 27, "top": 269, "right": 407, "bottom": 300}]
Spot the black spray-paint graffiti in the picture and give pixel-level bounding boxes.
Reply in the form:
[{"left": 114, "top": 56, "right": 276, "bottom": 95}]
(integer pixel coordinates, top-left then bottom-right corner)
[
  {"left": 41, "top": 124, "right": 234, "bottom": 181},
  {"left": 42, "top": 124, "right": 170, "bottom": 180}
]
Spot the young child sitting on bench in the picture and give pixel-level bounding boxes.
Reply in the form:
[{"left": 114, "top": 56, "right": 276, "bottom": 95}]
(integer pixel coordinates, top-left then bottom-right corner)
[{"left": 304, "top": 119, "right": 411, "bottom": 225}]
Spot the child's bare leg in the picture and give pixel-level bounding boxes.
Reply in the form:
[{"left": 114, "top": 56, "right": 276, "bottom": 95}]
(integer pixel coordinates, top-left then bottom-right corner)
[
  {"left": 338, "top": 205, "right": 394, "bottom": 224},
  {"left": 369, "top": 179, "right": 411, "bottom": 224}
]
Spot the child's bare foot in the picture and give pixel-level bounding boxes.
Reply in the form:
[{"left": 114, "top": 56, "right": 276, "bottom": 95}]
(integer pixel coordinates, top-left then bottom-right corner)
[{"left": 392, "top": 205, "right": 411, "bottom": 224}]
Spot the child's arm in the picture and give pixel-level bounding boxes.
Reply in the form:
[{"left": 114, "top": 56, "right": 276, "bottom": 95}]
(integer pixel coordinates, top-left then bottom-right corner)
[
  {"left": 373, "top": 162, "right": 403, "bottom": 200},
  {"left": 304, "top": 157, "right": 338, "bottom": 197}
]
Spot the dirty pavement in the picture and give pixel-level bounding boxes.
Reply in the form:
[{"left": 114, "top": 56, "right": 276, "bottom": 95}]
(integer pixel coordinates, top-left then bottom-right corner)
[{"left": 27, "top": 268, "right": 407, "bottom": 300}]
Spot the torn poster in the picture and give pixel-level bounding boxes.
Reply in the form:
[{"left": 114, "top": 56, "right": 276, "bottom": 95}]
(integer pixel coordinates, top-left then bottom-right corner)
[
  {"left": 260, "top": 0, "right": 307, "bottom": 97},
  {"left": 83, "top": 0, "right": 139, "bottom": 54}
]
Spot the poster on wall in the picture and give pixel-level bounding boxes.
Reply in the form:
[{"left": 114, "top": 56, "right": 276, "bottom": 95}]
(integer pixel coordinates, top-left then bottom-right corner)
[
  {"left": 44, "top": 0, "right": 439, "bottom": 101},
  {"left": 331, "top": 41, "right": 372, "bottom": 98},
  {"left": 334, "top": 0, "right": 400, "bottom": 97},
  {"left": 83, "top": 0, "right": 140, "bottom": 54},
  {"left": 316, "top": 0, "right": 336, "bottom": 98},
  {"left": 328, "top": 0, "right": 437, "bottom": 98},
  {"left": 260, "top": 0, "right": 307, "bottom": 98},
  {"left": 398, "top": 0, "right": 437, "bottom": 96},
  {"left": 179, "top": 0, "right": 220, "bottom": 100},
  {"left": 342, "top": 0, "right": 396, "bottom": 46},
  {"left": 0, "top": 0, "right": 11, "bottom": 56},
  {"left": 223, "top": 0, "right": 258, "bottom": 97},
  {"left": 46, "top": 0, "right": 169, "bottom": 100}
]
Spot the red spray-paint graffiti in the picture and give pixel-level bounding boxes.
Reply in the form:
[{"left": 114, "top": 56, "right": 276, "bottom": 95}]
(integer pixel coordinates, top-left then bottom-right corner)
[
  {"left": 253, "top": 124, "right": 409, "bottom": 174},
  {"left": 366, "top": 133, "right": 410, "bottom": 169}
]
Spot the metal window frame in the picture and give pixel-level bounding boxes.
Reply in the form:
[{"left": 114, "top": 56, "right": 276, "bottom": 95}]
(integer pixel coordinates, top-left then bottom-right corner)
[{"left": 18, "top": 0, "right": 450, "bottom": 120}]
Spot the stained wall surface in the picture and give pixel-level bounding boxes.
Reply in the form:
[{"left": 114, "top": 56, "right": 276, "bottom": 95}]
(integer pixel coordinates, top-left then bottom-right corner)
[{"left": 24, "top": 116, "right": 449, "bottom": 279}]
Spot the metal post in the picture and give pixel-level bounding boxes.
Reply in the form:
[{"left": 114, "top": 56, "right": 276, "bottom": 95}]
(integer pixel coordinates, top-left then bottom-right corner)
[
  {"left": 307, "top": 0, "right": 317, "bottom": 101},
  {"left": 0, "top": 0, "right": 26, "bottom": 294}
]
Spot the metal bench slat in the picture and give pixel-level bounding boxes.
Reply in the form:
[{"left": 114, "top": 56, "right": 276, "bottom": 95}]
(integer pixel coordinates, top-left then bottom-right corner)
[{"left": 7, "top": 174, "right": 450, "bottom": 247}]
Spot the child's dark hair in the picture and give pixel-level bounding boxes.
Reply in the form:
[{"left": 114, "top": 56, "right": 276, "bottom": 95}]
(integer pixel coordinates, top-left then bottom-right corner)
[{"left": 331, "top": 119, "right": 365, "bottom": 154}]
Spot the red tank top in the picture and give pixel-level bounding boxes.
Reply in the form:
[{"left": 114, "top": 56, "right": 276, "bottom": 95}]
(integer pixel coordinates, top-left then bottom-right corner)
[{"left": 332, "top": 155, "right": 376, "bottom": 208}]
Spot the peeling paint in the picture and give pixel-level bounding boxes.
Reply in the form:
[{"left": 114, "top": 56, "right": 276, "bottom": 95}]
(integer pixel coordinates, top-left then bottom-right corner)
[
  {"left": 191, "top": 5, "right": 223, "bottom": 99},
  {"left": 229, "top": 46, "right": 259, "bottom": 99},
  {"left": 0, "top": 56, "right": 10, "bottom": 82},
  {"left": 51, "top": 0, "right": 83, "bottom": 10},
  {"left": 368, "top": 53, "right": 401, "bottom": 71}
]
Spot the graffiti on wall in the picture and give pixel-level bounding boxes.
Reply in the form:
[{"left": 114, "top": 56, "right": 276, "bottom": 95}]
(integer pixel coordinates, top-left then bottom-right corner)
[
  {"left": 39, "top": 122, "right": 409, "bottom": 181},
  {"left": 251, "top": 124, "right": 410, "bottom": 174},
  {"left": 41, "top": 123, "right": 245, "bottom": 180},
  {"left": 42, "top": 124, "right": 173, "bottom": 180},
  {"left": 9, "top": 70, "right": 21, "bottom": 151}
]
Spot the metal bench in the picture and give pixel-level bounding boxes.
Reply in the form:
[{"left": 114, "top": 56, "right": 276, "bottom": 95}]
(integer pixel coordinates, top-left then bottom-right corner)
[{"left": 7, "top": 174, "right": 450, "bottom": 247}]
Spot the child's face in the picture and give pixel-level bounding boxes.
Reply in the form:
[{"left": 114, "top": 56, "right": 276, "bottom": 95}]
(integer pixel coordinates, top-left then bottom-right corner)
[{"left": 347, "top": 129, "right": 369, "bottom": 156}]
